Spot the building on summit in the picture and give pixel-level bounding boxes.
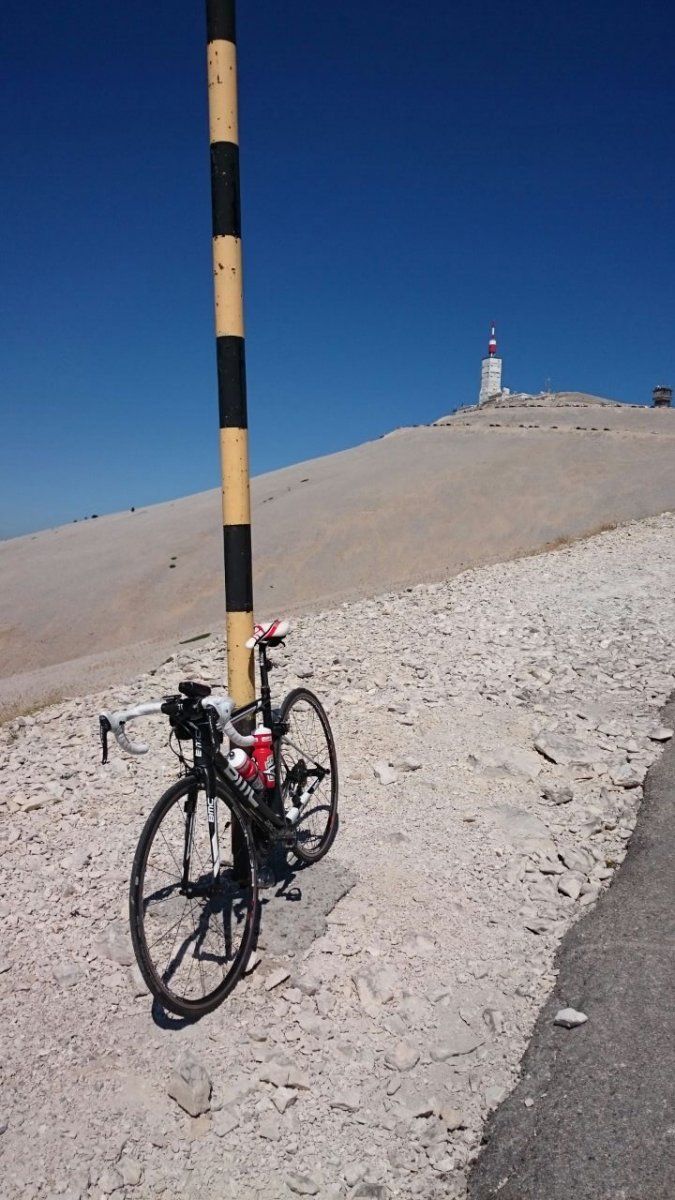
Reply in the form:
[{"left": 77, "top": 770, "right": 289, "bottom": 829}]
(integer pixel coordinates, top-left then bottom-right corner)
[
  {"left": 479, "top": 324, "right": 505, "bottom": 405},
  {"left": 652, "top": 385, "right": 672, "bottom": 408}
]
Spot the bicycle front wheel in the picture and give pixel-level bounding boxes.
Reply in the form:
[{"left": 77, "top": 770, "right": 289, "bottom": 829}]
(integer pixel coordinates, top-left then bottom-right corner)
[
  {"left": 129, "top": 777, "right": 258, "bottom": 1017},
  {"left": 277, "top": 688, "right": 339, "bottom": 863}
]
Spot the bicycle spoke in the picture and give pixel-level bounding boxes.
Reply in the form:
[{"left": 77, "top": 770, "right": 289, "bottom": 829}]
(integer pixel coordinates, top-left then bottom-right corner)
[
  {"left": 278, "top": 691, "right": 338, "bottom": 862},
  {"left": 132, "top": 784, "right": 255, "bottom": 1010},
  {"left": 145, "top": 900, "right": 192, "bottom": 953},
  {"left": 282, "top": 736, "right": 328, "bottom": 770},
  {"left": 157, "top": 823, "right": 183, "bottom": 877}
]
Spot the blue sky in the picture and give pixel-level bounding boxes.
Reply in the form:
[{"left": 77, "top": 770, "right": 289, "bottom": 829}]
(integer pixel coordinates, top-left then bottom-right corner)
[{"left": 1, "top": 0, "right": 673, "bottom": 537}]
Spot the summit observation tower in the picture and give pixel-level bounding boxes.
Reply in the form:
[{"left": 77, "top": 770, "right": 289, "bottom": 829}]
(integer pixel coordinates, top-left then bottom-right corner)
[{"left": 479, "top": 324, "right": 503, "bottom": 405}]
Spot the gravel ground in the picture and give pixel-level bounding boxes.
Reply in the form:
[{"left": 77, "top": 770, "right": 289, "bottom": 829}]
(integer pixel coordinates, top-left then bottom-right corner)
[
  {"left": 1, "top": 513, "right": 674, "bottom": 1200},
  {"left": 468, "top": 696, "right": 675, "bottom": 1199}
]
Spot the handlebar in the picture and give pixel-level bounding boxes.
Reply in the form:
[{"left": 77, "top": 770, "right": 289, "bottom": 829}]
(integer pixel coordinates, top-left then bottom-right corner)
[
  {"left": 203, "top": 697, "right": 255, "bottom": 749},
  {"left": 98, "top": 692, "right": 255, "bottom": 763},
  {"left": 99, "top": 701, "right": 163, "bottom": 758}
]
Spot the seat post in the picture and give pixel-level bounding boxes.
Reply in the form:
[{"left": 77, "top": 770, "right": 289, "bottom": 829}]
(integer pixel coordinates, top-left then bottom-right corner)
[{"left": 258, "top": 644, "right": 273, "bottom": 727}]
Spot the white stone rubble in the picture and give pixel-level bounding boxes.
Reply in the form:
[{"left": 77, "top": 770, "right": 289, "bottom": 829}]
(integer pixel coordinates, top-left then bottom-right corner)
[
  {"left": 554, "top": 1008, "right": 589, "bottom": 1029},
  {"left": 0, "top": 513, "right": 673, "bottom": 1199}
]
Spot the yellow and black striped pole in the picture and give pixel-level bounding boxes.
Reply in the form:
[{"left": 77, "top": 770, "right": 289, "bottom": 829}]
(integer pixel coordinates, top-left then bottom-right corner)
[{"left": 206, "top": 0, "right": 255, "bottom": 709}]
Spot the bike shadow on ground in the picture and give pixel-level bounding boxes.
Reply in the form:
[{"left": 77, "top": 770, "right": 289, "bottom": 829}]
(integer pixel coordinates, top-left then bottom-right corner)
[
  {"left": 150, "top": 855, "right": 310, "bottom": 1030},
  {"left": 261, "top": 852, "right": 310, "bottom": 906},
  {"left": 151, "top": 997, "right": 196, "bottom": 1030}
]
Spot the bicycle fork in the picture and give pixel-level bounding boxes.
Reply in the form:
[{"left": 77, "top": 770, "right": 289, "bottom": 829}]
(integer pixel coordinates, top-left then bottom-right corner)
[
  {"left": 181, "top": 764, "right": 221, "bottom": 892},
  {"left": 204, "top": 762, "right": 220, "bottom": 880},
  {"left": 182, "top": 791, "right": 197, "bottom": 891}
]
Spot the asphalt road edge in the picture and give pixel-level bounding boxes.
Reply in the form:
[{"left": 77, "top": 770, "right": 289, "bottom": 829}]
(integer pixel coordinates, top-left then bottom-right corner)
[{"left": 468, "top": 693, "right": 675, "bottom": 1200}]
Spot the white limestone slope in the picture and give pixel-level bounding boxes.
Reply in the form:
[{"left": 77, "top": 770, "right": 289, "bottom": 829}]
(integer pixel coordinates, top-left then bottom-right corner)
[
  {"left": 1, "top": 399, "right": 674, "bottom": 719},
  {"left": 1, "top": 513, "right": 673, "bottom": 1199}
]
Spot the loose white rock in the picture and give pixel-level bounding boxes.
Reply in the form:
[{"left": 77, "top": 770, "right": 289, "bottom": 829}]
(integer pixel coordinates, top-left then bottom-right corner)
[
  {"left": 264, "top": 966, "right": 291, "bottom": 991},
  {"left": 52, "top": 962, "right": 84, "bottom": 988},
  {"left": 438, "top": 1107, "right": 466, "bottom": 1131},
  {"left": 557, "top": 873, "right": 583, "bottom": 901},
  {"left": 286, "top": 1173, "right": 321, "bottom": 1196},
  {"left": 259, "top": 1063, "right": 289, "bottom": 1089},
  {"left": 610, "top": 762, "right": 644, "bottom": 788},
  {"left": 541, "top": 782, "right": 574, "bottom": 805},
  {"left": 534, "top": 732, "right": 598, "bottom": 768},
  {"left": 271, "top": 1086, "right": 297, "bottom": 1114},
  {"left": 393, "top": 755, "right": 422, "bottom": 772},
  {"left": 554, "top": 1007, "right": 588, "bottom": 1029},
  {"left": 330, "top": 1089, "right": 360, "bottom": 1113},
  {"left": 97, "top": 1167, "right": 124, "bottom": 1195},
  {"left": 373, "top": 761, "right": 398, "bottom": 786},
  {"left": 468, "top": 747, "right": 542, "bottom": 781},
  {"left": 384, "top": 1041, "right": 420, "bottom": 1071},
  {"left": 118, "top": 1157, "right": 143, "bottom": 1187},
  {"left": 344, "top": 1162, "right": 367, "bottom": 1187},
  {"left": 213, "top": 1110, "right": 240, "bottom": 1138},
  {"left": 167, "top": 1053, "right": 212, "bottom": 1117}
]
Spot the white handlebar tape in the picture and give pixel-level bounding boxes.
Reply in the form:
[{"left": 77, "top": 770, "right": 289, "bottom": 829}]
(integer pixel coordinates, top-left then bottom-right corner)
[
  {"left": 116, "top": 726, "right": 150, "bottom": 756},
  {"left": 202, "top": 696, "right": 234, "bottom": 726},
  {"left": 202, "top": 696, "right": 254, "bottom": 748},
  {"left": 223, "top": 721, "right": 255, "bottom": 749},
  {"left": 99, "top": 694, "right": 256, "bottom": 757},
  {"left": 100, "top": 700, "right": 164, "bottom": 756}
]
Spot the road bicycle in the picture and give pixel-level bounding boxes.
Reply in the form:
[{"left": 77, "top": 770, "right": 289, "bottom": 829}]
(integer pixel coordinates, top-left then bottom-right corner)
[{"left": 98, "top": 620, "right": 338, "bottom": 1018}]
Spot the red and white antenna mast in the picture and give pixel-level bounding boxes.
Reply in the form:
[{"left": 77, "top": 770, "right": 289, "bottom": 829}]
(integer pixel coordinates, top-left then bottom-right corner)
[{"left": 479, "top": 322, "right": 503, "bottom": 404}]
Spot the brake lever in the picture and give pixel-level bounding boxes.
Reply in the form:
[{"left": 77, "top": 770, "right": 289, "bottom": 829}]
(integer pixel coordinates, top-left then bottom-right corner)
[{"left": 99, "top": 715, "right": 111, "bottom": 765}]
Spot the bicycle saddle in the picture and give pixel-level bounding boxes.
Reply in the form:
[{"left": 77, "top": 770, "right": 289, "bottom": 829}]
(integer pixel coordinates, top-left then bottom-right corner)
[
  {"left": 178, "top": 680, "right": 212, "bottom": 699},
  {"left": 245, "top": 618, "right": 290, "bottom": 649}
]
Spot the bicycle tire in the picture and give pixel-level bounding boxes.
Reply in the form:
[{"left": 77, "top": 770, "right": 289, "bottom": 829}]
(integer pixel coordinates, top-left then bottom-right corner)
[
  {"left": 129, "top": 776, "right": 259, "bottom": 1017},
  {"left": 277, "top": 688, "right": 339, "bottom": 864}
]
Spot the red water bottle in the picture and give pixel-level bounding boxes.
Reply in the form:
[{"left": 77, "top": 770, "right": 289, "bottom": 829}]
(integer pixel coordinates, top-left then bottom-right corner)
[{"left": 252, "top": 726, "right": 275, "bottom": 789}]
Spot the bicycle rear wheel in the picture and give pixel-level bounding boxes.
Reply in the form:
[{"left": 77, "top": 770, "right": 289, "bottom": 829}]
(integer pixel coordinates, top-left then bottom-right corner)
[
  {"left": 277, "top": 688, "right": 339, "bottom": 863},
  {"left": 129, "top": 777, "right": 258, "bottom": 1017}
]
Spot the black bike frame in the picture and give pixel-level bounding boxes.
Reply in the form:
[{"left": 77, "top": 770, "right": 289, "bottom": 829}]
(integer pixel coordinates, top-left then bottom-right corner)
[
  {"left": 180, "top": 640, "right": 326, "bottom": 887},
  {"left": 184, "top": 642, "right": 287, "bottom": 885}
]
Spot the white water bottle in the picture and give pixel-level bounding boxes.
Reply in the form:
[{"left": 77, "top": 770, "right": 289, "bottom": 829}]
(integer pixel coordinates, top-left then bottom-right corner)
[{"left": 228, "top": 748, "right": 264, "bottom": 793}]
